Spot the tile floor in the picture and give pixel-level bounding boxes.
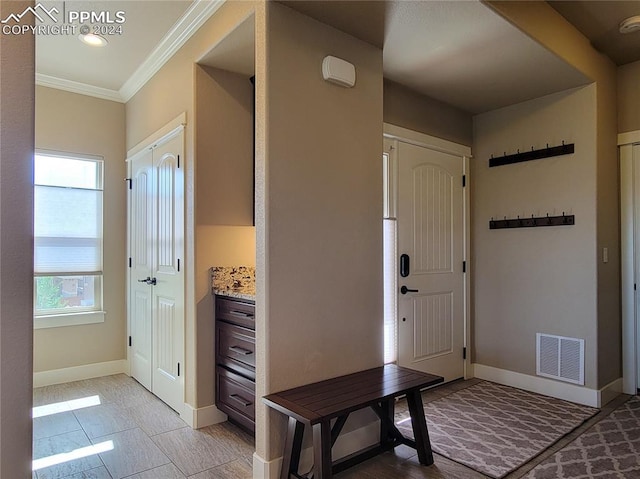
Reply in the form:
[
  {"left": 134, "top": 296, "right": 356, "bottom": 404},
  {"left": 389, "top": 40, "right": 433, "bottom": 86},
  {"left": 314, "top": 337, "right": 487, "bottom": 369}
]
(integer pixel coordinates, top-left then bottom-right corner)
[
  {"left": 32, "top": 374, "right": 253, "bottom": 479},
  {"left": 33, "top": 374, "right": 629, "bottom": 479}
]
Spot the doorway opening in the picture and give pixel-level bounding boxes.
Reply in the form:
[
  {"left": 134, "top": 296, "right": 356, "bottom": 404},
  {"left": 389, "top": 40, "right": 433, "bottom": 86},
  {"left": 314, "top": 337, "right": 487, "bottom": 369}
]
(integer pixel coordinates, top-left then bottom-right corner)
[{"left": 382, "top": 124, "right": 471, "bottom": 383}]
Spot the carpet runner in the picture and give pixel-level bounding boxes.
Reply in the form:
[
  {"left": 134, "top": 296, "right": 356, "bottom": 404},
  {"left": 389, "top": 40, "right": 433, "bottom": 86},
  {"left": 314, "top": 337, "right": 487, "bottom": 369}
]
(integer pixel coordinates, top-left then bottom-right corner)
[
  {"left": 525, "top": 396, "right": 640, "bottom": 478},
  {"left": 396, "top": 381, "right": 598, "bottom": 478}
]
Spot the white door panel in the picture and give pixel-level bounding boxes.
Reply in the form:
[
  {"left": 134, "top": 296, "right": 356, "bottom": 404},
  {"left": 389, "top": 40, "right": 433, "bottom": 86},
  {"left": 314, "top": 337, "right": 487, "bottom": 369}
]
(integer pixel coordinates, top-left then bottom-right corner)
[
  {"left": 151, "top": 135, "right": 184, "bottom": 414},
  {"left": 397, "top": 141, "right": 465, "bottom": 382},
  {"left": 129, "top": 149, "right": 153, "bottom": 391}
]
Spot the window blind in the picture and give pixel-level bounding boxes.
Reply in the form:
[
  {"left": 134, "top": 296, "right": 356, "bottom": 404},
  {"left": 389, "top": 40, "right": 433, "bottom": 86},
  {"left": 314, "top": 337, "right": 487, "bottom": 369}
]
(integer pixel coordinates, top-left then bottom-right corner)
[
  {"left": 383, "top": 218, "right": 398, "bottom": 364},
  {"left": 34, "top": 185, "right": 103, "bottom": 274}
]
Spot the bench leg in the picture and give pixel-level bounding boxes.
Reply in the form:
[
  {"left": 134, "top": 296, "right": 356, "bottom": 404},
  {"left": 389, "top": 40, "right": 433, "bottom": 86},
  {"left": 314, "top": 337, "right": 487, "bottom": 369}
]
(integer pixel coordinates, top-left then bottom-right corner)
[
  {"left": 406, "top": 390, "right": 434, "bottom": 466},
  {"left": 312, "top": 419, "right": 332, "bottom": 479},
  {"left": 280, "top": 417, "right": 305, "bottom": 479},
  {"left": 379, "top": 399, "right": 395, "bottom": 448}
]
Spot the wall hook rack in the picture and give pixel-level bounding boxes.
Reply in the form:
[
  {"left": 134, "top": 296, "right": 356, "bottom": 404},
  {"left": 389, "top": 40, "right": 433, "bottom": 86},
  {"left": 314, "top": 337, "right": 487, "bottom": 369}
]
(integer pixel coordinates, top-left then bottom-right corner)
[
  {"left": 489, "top": 142, "right": 574, "bottom": 168},
  {"left": 490, "top": 213, "right": 575, "bottom": 229}
]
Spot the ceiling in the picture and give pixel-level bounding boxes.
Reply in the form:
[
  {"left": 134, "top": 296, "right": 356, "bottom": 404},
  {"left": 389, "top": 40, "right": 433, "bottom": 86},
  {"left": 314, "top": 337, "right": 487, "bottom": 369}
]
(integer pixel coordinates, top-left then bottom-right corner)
[
  {"left": 36, "top": 1, "right": 192, "bottom": 91},
  {"left": 382, "top": 1, "right": 589, "bottom": 114},
  {"left": 548, "top": 1, "right": 640, "bottom": 66},
  {"left": 33, "top": 0, "right": 640, "bottom": 112}
]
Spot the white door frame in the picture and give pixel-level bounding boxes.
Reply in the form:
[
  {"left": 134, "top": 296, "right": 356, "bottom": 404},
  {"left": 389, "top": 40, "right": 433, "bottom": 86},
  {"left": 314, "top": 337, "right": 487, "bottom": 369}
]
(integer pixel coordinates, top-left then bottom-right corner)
[
  {"left": 383, "top": 123, "right": 472, "bottom": 378},
  {"left": 620, "top": 129, "right": 640, "bottom": 395}
]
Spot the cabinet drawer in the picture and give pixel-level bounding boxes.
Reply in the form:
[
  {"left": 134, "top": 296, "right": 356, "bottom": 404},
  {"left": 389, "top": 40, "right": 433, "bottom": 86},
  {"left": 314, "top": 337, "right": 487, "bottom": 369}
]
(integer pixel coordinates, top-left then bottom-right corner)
[
  {"left": 216, "top": 296, "right": 255, "bottom": 329},
  {"left": 216, "top": 321, "right": 256, "bottom": 373},
  {"left": 216, "top": 367, "right": 255, "bottom": 432}
]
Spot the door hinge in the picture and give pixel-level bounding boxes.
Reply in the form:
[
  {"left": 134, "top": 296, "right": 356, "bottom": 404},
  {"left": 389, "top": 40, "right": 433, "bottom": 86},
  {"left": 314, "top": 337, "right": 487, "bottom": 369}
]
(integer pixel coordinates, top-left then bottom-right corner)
[
  {"left": 128, "top": 257, "right": 132, "bottom": 268},
  {"left": 463, "top": 347, "right": 467, "bottom": 360},
  {"left": 177, "top": 155, "right": 180, "bottom": 169},
  {"left": 128, "top": 336, "right": 132, "bottom": 347},
  {"left": 177, "top": 362, "right": 180, "bottom": 377},
  {"left": 462, "top": 175, "right": 466, "bottom": 187},
  {"left": 463, "top": 260, "right": 466, "bottom": 273},
  {"left": 177, "top": 258, "right": 180, "bottom": 272},
  {"left": 635, "top": 283, "right": 637, "bottom": 291},
  {"left": 125, "top": 178, "right": 132, "bottom": 190}
]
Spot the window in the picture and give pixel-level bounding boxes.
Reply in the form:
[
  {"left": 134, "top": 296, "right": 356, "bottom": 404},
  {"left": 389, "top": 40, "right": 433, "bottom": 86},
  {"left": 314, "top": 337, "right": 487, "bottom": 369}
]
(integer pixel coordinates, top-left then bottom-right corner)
[
  {"left": 34, "top": 152, "right": 104, "bottom": 327},
  {"left": 383, "top": 151, "right": 398, "bottom": 364}
]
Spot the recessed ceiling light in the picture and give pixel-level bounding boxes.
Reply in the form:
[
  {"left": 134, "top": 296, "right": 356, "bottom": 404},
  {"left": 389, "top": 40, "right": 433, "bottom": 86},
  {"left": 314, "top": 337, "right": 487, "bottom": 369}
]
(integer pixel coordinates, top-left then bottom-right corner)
[
  {"left": 78, "top": 33, "right": 108, "bottom": 47},
  {"left": 619, "top": 15, "right": 640, "bottom": 34}
]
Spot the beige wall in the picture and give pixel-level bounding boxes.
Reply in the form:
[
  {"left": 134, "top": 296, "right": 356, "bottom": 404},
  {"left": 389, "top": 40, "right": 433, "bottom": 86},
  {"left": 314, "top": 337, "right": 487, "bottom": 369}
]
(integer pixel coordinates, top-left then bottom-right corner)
[
  {"left": 384, "top": 79, "right": 473, "bottom": 146},
  {"left": 473, "top": 86, "right": 599, "bottom": 386},
  {"left": 255, "top": 2, "right": 383, "bottom": 460},
  {"left": 126, "top": 1, "right": 256, "bottom": 407},
  {"left": 195, "top": 65, "right": 254, "bottom": 227},
  {"left": 34, "top": 86, "right": 126, "bottom": 372},
  {"left": 0, "top": 2, "right": 35, "bottom": 474},
  {"left": 485, "top": 1, "right": 620, "bottom": 389},
  {"left": 618, "top": 60, "right": 640, "bottom": 134}
]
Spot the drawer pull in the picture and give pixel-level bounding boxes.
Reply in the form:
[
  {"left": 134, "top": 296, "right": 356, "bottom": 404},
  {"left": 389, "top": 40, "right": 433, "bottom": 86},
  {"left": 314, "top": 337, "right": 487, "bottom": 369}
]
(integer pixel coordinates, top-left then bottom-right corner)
[
  {"left": 229, "top": 346, "right": 253, "bottom": 355},
  {"left": 230, "top": 310, "right": 254, "bottom": 318},
  {"left": 230, "top": 394, "right": 252, "bottom": 407}
]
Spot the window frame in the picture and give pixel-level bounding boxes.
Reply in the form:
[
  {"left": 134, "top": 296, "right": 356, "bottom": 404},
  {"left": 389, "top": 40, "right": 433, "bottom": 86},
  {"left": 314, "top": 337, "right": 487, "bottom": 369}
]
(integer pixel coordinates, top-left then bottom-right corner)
[{"left": 33, "top": 150, "right": 106, "bottom": 328}]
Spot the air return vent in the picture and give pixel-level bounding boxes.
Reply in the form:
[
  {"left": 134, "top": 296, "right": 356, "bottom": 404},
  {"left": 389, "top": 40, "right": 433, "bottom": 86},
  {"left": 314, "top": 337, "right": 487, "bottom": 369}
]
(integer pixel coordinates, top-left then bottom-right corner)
[{"left": 536, "top": 333, "right": 584, "bottom": 385}]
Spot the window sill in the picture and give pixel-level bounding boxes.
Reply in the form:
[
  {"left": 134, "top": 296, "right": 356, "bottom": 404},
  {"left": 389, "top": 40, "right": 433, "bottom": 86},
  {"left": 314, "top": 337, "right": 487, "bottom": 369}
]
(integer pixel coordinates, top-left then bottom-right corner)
[{"left": 34, "top": 311, "right": 106, "bottom": 330}]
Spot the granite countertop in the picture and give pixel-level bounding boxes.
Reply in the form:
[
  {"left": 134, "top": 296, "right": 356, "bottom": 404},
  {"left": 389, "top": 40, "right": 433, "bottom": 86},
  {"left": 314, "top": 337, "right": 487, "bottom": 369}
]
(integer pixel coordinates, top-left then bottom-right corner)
[{"left": 211, "top": 266, "right": 255, "bottom": 302}]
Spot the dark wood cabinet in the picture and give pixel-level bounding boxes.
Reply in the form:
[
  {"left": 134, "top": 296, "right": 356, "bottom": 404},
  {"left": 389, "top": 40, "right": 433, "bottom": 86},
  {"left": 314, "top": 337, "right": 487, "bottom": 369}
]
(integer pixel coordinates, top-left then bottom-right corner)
[{"left": 215, "top": 295, "right": 255, "bottom": 434}]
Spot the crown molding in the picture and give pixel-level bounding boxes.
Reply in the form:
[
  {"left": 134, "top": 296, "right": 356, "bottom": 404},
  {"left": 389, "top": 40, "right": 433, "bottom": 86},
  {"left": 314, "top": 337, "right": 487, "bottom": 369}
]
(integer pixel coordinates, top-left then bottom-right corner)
[
  {"left": 36, "top": 73, "right": 124, "bottom": 103},
  {"left": 119, "top": 0, "right": 226, "bottom": 102}
]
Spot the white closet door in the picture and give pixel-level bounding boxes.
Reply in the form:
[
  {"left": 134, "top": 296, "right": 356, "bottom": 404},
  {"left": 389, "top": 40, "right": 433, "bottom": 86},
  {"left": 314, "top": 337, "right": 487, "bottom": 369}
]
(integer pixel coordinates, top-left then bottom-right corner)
[
  {"left": 128, "top": 149, "right": 154, "bottom": 391},
  {"left": 150, "top": 133, "right": 185, "bottom": 414},
  {"left": 128, "top": 127, "right": 185, "bottom": 415}
]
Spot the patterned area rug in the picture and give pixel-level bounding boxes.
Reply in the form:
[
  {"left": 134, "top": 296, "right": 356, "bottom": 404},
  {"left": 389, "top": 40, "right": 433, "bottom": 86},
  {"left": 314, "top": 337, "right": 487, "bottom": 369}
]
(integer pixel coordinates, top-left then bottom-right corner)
[
  {"left": 525, "top": 396, "right": 640, "bottom": 478},
  {"left": 396, "top": 381, "right": 598, "bottom": 479}
]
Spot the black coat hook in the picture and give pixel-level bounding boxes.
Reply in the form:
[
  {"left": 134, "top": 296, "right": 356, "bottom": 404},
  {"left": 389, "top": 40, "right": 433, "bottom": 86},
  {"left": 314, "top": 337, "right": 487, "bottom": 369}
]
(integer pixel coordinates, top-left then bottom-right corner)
[{"left": 490, "top": 213, "right": 575, "bottom": 229}]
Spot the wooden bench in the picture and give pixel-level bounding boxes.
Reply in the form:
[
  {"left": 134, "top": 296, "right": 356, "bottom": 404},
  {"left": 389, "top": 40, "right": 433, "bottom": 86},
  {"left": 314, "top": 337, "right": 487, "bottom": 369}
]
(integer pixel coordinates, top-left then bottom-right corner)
[{"left": 263, "top": 364, "right": 443, "bottom": 479}]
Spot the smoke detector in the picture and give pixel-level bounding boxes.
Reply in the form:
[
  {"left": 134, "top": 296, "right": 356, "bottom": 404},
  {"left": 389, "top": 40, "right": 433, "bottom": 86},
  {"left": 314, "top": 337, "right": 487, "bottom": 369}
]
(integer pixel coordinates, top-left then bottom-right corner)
[{"left": 619, "top": 15, "right": 640, "bottom": 34}]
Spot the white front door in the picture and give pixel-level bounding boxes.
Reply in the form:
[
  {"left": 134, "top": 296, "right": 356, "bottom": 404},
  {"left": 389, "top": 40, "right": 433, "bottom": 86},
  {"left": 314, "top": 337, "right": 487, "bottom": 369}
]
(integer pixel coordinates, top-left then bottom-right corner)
[
  {"left": 396, "top": 140, "right": 465, "bottom": 382},
  {"left": 128, "top": 130, "right": 185, "bottom": 414}
]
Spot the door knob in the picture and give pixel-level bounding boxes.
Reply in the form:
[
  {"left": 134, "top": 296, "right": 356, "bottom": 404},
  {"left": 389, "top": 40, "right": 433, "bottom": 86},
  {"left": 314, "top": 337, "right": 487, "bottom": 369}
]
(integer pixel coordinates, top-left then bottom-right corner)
[
  {"left": 138, "top": 277, "right": 151, "bottom": 283},
  {"left": 400, "top": 285, "right": 419, "bottom": 294}
]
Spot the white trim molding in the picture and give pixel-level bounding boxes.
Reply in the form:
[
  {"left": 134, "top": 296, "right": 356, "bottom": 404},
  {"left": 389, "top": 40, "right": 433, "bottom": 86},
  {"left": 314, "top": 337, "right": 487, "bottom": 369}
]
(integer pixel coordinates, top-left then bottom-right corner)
[
  {"left": 252, "top": 421, "right": 379, "bottom": 479},
  {"left": 472, "top": 363, "right": 622, "bottom": 408},
  {"left": 182, "top": 403, "right": 228, "bottom": 429},
  {"left": 33, "top": 359, "right": 128, "bottom": 388},
  {"left": 127, "top": 112, "right": 187, "bottom": 159},
  {"left": 36, "top": 73, "right": 123, "bottom": 102},
  {"left": 34, "top": 311, "right": 106, "bottom": 330},
  {"left": 618, "top": 130, "right": 640, "bottom": 146},
  {"left": 253, "top": 453, "right": 282, "bottom": 479},
  {"left": 119, "top": 0, "right": 225, "bottom": 102},
  {"left": 383, "top": 122, "right": 472, "bottom": 157}
]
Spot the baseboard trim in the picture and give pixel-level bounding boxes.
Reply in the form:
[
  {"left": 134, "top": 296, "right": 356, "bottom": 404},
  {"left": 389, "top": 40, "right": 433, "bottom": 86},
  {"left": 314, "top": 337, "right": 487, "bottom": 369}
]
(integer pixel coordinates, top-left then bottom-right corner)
[
  {"left": 182, "top": 403, "right": 228, "bottom": 429},
  {"left": 253, "top": 453, "right": 282, "bottom": 479},
  {"left": 472, "top": 363, "right": 621, "bottom": 408},
  {"left": 251, "top": 421, "right": 379, "bottom": 478},
  {"left": 599, "top": 378, "right": 623, "bottom": 407},
  {"left": 33, "top": 359, "right": 128, "bottom": 388}
]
